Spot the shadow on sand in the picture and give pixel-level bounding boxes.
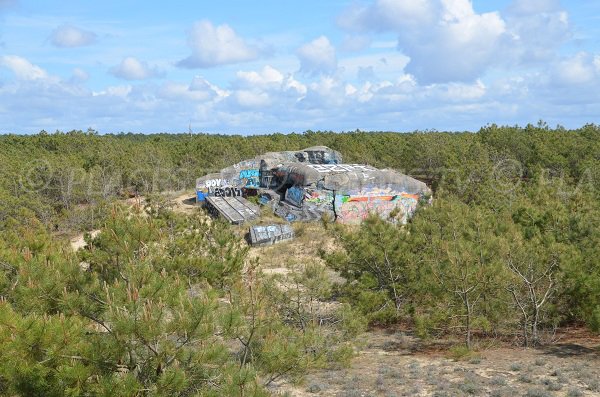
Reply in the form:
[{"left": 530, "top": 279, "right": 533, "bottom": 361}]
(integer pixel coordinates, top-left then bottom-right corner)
[
  {"left": 182, "top": 196, "right": 197, "bottom": 206},
  {"left": 541, "top": 343, "right": 599, "bottom": 358}
]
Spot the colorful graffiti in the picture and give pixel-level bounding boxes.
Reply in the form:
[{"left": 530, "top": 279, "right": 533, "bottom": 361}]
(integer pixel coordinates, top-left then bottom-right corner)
[
  {"left": 304, "top": 190, "right": 334, "bottom": 211},
  {"left": 285, "top": 186, "right": 304, "bottom": 207},
  {"left": 334, "top": 192, "right": 419, "bottom": 225},
  {"left": 307, "top": 164, "right": 377, "bottom": 173},
  {"left": 239, "top": 169, "right": 260, "bottom": 188},
  {"left": 195, "top": 146, "right": 430, "bottom": 222},
  {"left": 280, "top": 188, "right": 334, "bottom": 219}
]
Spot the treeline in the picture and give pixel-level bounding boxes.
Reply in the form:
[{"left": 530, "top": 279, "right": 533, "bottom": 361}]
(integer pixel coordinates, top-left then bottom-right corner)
[{"left": 2, "top": 123, "right": 599, "bottom": 232}]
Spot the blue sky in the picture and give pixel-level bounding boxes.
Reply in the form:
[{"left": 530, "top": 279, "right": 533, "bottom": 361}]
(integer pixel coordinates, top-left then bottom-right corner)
[{"left": 1, "top": 0, "right": 600, "bottom": 134}]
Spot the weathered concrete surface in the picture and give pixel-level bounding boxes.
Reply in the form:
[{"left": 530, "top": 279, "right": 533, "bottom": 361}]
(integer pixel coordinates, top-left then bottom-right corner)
[
  {"left": 249, "top": 224, "right": 294, "bottom": 246},
  {"left": 270, "top": 163, "right": 430, "bottom": 224},
  {"left": 195, "top": 146, "right": 431, "bottom": 224},
  {"left": 205, "top": 196, "right": 260, "bottom": 224},
  {"left": 195, "top": 146, "right": 342, "bottom": 195}
]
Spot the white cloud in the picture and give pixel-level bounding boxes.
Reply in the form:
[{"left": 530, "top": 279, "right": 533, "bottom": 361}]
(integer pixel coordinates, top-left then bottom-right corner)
[
  {"left": 0, "top": 55, "right": 49, "bottom": 80},
  {"left": 338, "top": 52, "right": 410, "bottom": 82},
  {"left": 92, "top": 85, "right": 132, "bottom": 98},
  {"left": 227, "top": 65, "right": 307, "bottom": 111},
  {"left": 338, "top": 0, "right": 572, "bottom": 84},
  {"left": 433, "top": 80, "right": 487, "bottom": 102},
  {"left": 339, "top": 0, "right": 506, "bottom": 84},
  {"left": 234, "top": 90, "right": 271, "bottom": 108},
  {"left": 371, "top": 40, "right": 397, "bottom": 49},
  {"left": 159, "top": 76, "right": 227, "bottom": 102},
  {"left": 503, "top": 3, "right": 570, "bottom": 64},
  {"left": 237, "top": 65, "right": 307, "bottom": 96},
  {"left": 110, "top": 57, "right": 164, "bottom": 80},
  {"left": 297, "top": 36, "right": 337, "bottom": 76},
  {"left": 236, "top": 65, "right": 284, "bottom": 88},
  {"left": 189, "top": 75, "right": 228, "bottom": 97},
  {"left": 160, "top": 82, "right": 213, "bottom": 102},
  {"left": 357, "top": 66, "right": 375, "bottom": 82},
  {"left": 552, "top": 52, "right": 598, "bottom": 85},
  {"left": 283, "top": 75, "right": 308, "bottom": 97},
  {"left": 50, "top": 24, "right": 97, "bottom": 48},
  {"left": 177, "top": 20, "right": 263, "bottom": 68},
  {"left": 2, "top": 52, "right": 599, "bottom": 134},
  {"left": 338, "top": 0, "right": 435, "bottom": 33}
]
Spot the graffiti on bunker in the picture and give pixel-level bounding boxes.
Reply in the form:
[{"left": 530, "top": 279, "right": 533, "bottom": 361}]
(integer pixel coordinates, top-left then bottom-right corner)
[
  {"left": 334, "top": 192, "right": 419, "bottom": 225},
  {"left": 195, "top": 146, "right": 430, "bottom": 224},
  {"left": 285, "top": 186, "right": 304, "bottom": 207},
  {"left": 306, "top": 164, "right": 377, "bottom": 173},
  {"left": 213, "top": 187, "right": 242, "bottom": 197},
  {"left": 249, "top": 224, "right": 294, "bottom": 246},
  {"left": 239, "top": 169, "right": 260, "bottom": 188}
]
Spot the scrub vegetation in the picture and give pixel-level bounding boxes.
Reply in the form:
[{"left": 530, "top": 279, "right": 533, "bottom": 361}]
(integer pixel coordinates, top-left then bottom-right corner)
[{"left": 0, "top": 122, "right": 599, "bottom": 396}]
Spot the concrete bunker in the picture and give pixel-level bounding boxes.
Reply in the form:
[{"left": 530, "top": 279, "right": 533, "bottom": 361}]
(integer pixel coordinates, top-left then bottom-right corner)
[{"left": 196, "top": 146, "right": 430, "bottom": 225}]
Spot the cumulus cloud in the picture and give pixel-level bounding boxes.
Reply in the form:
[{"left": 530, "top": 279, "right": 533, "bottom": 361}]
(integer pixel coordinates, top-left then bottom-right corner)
[
  {"left": 158, "top": 75, "right": 228, "bottom": 103},
  {"left": 551, "top": 52, "right": 600, "bottom": 85},
  {"left": 235, "top": 65, "right": 284, "bottom": 88},
  {"left": 297, "top": 36, "right": 337, "bottom": 76},
  {"left": 338, "top": 0, "right": 434, "bottom": 33},
  {"left": 0, "top": 55, "right": 50, "bottom": 80},
  {"left": 177, "top": 20, "right": 263, "bottom": 68},
  {"left": 2, "top": 51, "right": 599, "bottom": 134},
  {"left": 234, "top": 90, "right": 271, "bottom": 108},
  {"left": 227, "top": 65, "right": 307, "bottom": 110},
  {"left": 110, "top": 57, "right": 164, "bottom": 80},
  {"left": 503, "top": 1, "right": 570, "bottom": 64},
  {"left": 50, "top": 24, "right": 97, "bottom": 48},
  {"left": 338, "top": 0, "right": 572, "bottom": 84},
  {"left": 339, "top": 0, "right": 506, "bottom": 84}
]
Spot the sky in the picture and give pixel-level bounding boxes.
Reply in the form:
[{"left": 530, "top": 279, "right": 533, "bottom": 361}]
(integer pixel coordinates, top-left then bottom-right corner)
[{"left": 1, "top": 0, "right": 600, "bottom": 134}]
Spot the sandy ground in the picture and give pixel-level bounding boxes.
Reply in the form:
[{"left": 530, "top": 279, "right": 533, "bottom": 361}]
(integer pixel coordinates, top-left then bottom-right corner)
[
  {"left": 273, "top": 328, "right": 600, "bottom": 397},
  {"left": 69, "top": 190, "right": 199, "bottom": 252},
  {"left": 69, "top": 229, "right": 100, "bottom": 251},
  {"left": 170, "top": 190, "right": 199, "bottom": 214}
]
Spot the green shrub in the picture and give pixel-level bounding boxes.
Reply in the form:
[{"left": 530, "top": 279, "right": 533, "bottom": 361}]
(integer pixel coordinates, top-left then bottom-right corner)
[{"left": 446, "top": 345, "right": 479, "bottom": 362}]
